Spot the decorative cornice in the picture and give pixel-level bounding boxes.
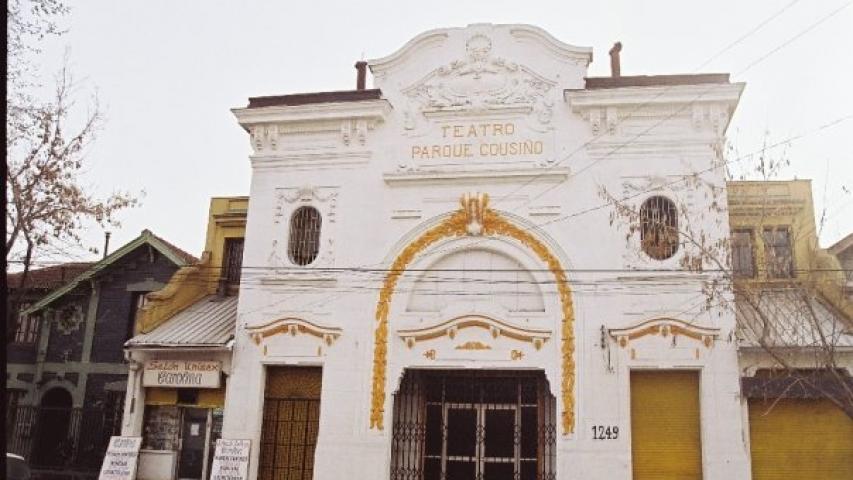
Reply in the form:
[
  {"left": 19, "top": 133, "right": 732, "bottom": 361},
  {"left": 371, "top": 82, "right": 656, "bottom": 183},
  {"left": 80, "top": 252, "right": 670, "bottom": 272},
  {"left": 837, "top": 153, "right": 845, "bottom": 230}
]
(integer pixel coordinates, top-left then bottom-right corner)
[
  {"left": 368, "top": 24, "right": 591, "bottom": 74},
  {"left": 508, "top": 26, "right": 592, "bottom": 65},
  {"left": 397, "top": 314, "right": 552, "bottom": 350},
  {"left": 608, "top": 318, "right": 720, "bottom": 349},
  {"left": 566, "top": 83, "right": 744, "bottom": 108},
  {"left": 233, "top": 100, "right": 391, "bottom": 154},
  {"left": 232, "top": 99, "right": 391, "bottom": 126},
  {"left": 368, "top": 31, "right": 450, "bottom": 74},
  {"left": 246, "top": 318, "right": 342, "bottom": 347},
  {"left": 383, "top": 167, "right": 570, "bottom": 186},
  {"left": 567, "top": 83, "right": 743, "bottom": 138},
  {"left": 370, "top": 193, "right": 576, "bottom": 434}
]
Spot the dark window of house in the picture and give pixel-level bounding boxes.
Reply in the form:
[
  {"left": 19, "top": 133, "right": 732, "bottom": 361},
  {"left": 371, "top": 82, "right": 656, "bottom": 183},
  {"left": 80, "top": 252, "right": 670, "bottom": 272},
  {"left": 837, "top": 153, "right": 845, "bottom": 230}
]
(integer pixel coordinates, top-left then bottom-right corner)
[
  {"left": 13, "top": 306, "right": 40, "bottom": 345},
  {"left": 639, "top": 196, "right": 679, "bottom": 260},
  {"left": 177, "top": 389, "right": 199, "bottom": 405},
  {"left": 732, "top": 229, "right": 755, "bottom": 278},
  {"left": 763, "top": 227, "right": 794, "bottom": 278},
  {"left": 128, "top": 292, "right": 149, "bottom": 340},
  {"left": 288, "top": 206, "right": 322, "bottom": 266},
  {"left": 142, "top": 405, "right": 181, "bottom": 450},
  {"left": 222, "top": 238, "right": 245, "bottom": 285}
]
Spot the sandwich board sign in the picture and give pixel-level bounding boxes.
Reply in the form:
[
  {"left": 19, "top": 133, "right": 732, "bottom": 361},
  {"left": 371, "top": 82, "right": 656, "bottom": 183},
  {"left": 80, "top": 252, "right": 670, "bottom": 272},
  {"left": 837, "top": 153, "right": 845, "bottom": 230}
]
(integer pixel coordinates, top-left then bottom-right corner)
[
  {"left": 209, "top": 439, "right": 251, "bottom": 480},
  {"left": 98, "top": 436, "right": 142, "bottom": 480}
]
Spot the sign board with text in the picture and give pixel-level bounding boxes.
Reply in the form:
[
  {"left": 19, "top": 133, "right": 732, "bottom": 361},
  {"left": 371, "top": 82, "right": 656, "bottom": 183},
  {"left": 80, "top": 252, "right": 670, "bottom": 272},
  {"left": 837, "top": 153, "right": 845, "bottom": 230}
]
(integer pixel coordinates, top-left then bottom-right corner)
[
  {"left": 142, "top": 360, "right": 221, "bottom": 388},
  {"left": 98, "top": 436, "right": 142, "bottom": 480},
  {"left": 209, "top": 439, "right": 251, "bottom": 480}
]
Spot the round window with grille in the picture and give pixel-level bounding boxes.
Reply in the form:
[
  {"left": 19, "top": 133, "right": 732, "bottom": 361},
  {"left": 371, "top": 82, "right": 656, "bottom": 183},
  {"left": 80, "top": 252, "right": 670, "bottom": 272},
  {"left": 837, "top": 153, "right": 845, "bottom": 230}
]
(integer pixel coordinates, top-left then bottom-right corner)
[
  {"left": 639, "top": 196, "right": 679, "bottom": 260},
  {"left": 288, "top": 206, "right": 322, "bottom": 266}
]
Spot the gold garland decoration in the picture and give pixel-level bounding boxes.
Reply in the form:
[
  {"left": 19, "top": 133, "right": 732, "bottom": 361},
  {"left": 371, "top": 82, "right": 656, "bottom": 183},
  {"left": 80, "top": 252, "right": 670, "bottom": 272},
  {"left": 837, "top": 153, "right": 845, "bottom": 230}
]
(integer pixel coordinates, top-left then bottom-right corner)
[{"left": 370, "top": 194, "right": 576, "bottom": 434}]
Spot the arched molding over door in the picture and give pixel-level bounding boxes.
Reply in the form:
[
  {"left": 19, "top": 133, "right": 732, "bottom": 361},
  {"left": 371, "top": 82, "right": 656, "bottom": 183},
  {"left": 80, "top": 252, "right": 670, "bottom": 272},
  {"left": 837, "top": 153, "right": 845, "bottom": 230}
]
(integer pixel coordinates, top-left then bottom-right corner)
[
  {"left": 370, "top": 193, "right": 576, "bottom": 434},
  {"left": 33, "top": 387, "right": 73, "bottom": 466}
]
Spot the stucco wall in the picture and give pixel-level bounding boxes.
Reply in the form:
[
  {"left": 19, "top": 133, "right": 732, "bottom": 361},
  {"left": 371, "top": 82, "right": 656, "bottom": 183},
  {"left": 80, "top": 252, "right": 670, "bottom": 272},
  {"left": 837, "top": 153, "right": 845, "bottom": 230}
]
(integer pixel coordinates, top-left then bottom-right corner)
[{"left": 224, "top": 23, "right": 750, "bottom": 480}]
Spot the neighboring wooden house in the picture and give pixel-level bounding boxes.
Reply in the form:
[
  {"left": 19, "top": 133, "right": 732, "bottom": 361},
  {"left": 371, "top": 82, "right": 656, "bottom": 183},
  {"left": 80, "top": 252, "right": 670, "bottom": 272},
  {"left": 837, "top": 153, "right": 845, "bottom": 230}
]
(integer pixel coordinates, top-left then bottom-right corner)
[
  {"left": 8, "top": 262, "right": 95, "bottom": 359},
  {"left": 5, "top": 230, "right": 195, "bottom": 479}
]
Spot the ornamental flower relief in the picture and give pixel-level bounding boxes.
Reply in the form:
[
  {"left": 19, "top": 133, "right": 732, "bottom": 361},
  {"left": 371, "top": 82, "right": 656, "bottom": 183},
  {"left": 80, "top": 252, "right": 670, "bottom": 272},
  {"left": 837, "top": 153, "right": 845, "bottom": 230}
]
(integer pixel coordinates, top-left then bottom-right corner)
[{"left": 402, "top": 34, "right": 557, "bottom": 127}]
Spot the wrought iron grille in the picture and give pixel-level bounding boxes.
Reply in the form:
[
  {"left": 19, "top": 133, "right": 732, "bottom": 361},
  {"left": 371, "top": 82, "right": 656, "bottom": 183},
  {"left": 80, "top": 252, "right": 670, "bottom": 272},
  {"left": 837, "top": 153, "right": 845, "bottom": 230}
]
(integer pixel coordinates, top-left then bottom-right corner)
[
  {"left": 639, "top": 195, "right": 679, "bottom": 260},
  {"left": 391, "top": 370, "right": 556, "bottom": 480},
  {"left": 5, "top": 405, "right": 123, "bottom": 475},
  {"left": 258, "top": 398, "right": 321, "bottom": 480},
  {"left": 288, "top": 206, "right": 322, "bottom": 266}
]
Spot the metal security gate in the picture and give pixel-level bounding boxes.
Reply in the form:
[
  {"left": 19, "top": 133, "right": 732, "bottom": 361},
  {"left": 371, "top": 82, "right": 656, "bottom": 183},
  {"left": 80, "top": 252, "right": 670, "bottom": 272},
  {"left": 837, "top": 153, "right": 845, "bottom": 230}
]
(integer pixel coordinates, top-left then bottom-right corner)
[
  {"left": 258, "top": 367, "right": 322, "bottom": 480},
  {"left": 391, "top": 370, "right": 556, "bottom": 480},
  {"left": 5, "top": 405, "right": 123, "bottom": 479},
  {"left": 748, "top": 398, "right": 853, "bottom": 479}
]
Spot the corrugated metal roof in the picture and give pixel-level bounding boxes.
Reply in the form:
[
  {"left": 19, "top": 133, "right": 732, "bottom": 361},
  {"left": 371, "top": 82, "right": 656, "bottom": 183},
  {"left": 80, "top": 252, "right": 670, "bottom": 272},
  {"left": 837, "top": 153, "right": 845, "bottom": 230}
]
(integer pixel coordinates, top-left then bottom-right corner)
[{"left": 127, "top": 295, "right": 237, "bottom": 348}]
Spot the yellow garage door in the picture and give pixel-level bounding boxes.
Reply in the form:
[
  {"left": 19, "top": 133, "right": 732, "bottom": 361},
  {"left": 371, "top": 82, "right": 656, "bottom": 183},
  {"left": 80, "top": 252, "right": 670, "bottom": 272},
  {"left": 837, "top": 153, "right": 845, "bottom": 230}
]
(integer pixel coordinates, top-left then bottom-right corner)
[
  {"left": 749, "top": 398, "right": 853, "bottom": 480},
  {"left": 631, "top": 370, "right": 703, "bottom": 480}
]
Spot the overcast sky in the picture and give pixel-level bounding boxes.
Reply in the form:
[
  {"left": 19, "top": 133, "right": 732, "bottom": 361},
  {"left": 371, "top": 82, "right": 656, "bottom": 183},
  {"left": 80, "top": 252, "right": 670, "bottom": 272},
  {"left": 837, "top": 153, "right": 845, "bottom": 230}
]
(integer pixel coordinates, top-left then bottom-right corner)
[{"left": 29, "top": 0, "right": 853, "bottom": 262}]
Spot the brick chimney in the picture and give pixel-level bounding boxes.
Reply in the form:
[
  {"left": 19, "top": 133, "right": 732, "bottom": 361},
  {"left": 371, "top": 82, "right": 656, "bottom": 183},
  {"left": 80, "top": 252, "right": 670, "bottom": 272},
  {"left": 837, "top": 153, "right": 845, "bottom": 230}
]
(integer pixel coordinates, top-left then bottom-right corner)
[
  {"left": 609, "top": 42, "right": 623, "bottom": 77},
  {"left": 355, "top": 61, "right": 368, "bottom": 90}
]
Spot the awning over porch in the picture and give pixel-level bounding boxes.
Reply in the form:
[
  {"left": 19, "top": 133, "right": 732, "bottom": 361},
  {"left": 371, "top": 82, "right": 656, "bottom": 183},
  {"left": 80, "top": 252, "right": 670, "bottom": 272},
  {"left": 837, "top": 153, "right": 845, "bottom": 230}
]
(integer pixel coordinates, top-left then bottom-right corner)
[{"left": 126, "top": 295, "right": 237, "bottom": 348}]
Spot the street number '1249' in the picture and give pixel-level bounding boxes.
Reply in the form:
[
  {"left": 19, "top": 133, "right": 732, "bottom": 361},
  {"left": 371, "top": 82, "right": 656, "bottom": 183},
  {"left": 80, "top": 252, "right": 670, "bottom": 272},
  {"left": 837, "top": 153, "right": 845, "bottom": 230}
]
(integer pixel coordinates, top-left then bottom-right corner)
[{"left": 591, "top": 425, "right": 619, "bottom": 440}]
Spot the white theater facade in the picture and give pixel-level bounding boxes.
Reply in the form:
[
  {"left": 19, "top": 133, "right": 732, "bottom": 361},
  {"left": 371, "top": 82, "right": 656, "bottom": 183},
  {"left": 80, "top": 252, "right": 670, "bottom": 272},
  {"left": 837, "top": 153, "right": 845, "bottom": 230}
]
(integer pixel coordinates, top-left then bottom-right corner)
[{"left": 223, "top": 24, "right": 749, "bottom": 480}]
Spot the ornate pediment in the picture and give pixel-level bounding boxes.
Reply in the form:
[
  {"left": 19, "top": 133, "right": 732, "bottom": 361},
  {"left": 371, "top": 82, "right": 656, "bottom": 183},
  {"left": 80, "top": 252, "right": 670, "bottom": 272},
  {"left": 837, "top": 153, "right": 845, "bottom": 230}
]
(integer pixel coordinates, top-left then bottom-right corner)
[
  {"left": 402, "top": 34, "right": 556, "bottom": 126},
  {"left": 397, "top": 314, "right": 552, "bottom": 350},
  {"left": 247, "top": 318, "right": 342, "bottom": 346},
  {"left": 608, "top": 318, "right": 719, "bottom": 349}
]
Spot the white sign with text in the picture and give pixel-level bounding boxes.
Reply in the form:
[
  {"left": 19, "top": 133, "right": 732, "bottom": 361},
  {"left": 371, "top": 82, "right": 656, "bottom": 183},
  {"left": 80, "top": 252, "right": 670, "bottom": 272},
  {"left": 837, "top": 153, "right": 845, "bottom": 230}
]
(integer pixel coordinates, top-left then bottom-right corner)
[
  {"left": 142, "top": 360, "right": 221, "bottom": 388},
  {"left": 209, "top": 439, "right": 251, "bottom": 480},
  {"left": 98, "top": 436, "right": 142, "bottom": 480}
]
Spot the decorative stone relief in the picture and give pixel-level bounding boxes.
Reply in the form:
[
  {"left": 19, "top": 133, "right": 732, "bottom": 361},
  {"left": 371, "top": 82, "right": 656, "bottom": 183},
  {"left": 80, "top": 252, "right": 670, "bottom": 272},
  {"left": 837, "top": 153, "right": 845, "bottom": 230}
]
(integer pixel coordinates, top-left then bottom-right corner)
[
  {"left": 248, "top": 117, "right": 382, "bottom": 153},
  {"left": 250, "top": 124, "right": 282, "bottom": 152},
  {"left": 402, "top": 34, "right": 557, "bottom": 128},
  {"left": 340, "top": 119, "right": 373, "bottom": 146},
  {"left": 692, "top": 104, "right": 730, "bottom": 135},
  {"left": 54, "top": 304, "right": 85, "bottom": 334},
  {"left": 579, "top": 107, "right": 620, "bottom": 136}
]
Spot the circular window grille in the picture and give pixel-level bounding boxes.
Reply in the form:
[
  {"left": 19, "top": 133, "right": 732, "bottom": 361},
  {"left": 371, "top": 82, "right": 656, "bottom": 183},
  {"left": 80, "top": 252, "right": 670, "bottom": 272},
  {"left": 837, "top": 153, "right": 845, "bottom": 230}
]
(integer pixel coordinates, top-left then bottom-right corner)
[
  {"left": 639, "top": 196, "right": 679, "bottom": 260},
  {"left": 288, "top": 206, "right": 322, "bottom": 266}
]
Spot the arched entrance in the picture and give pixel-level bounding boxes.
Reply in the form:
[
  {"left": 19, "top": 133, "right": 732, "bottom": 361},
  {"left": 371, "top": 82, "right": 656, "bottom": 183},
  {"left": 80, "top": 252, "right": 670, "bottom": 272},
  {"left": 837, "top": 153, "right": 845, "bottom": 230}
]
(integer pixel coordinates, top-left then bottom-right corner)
[
  {"left": 370, "top": 194, "right": 576, "bottom": 435},
  {"left": 33, "top": 387, "right": 73, "bottom": 466}
]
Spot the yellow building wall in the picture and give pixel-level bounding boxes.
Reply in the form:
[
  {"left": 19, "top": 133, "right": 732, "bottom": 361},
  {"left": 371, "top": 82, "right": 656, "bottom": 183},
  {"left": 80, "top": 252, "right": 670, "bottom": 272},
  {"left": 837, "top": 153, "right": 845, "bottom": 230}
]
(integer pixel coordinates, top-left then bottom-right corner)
[
  {"left": 137, "top": 197, "right": 248, "bottom": 333},
  {"left": 727, "top": 180, "right": 852, "bottom": 319}
]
